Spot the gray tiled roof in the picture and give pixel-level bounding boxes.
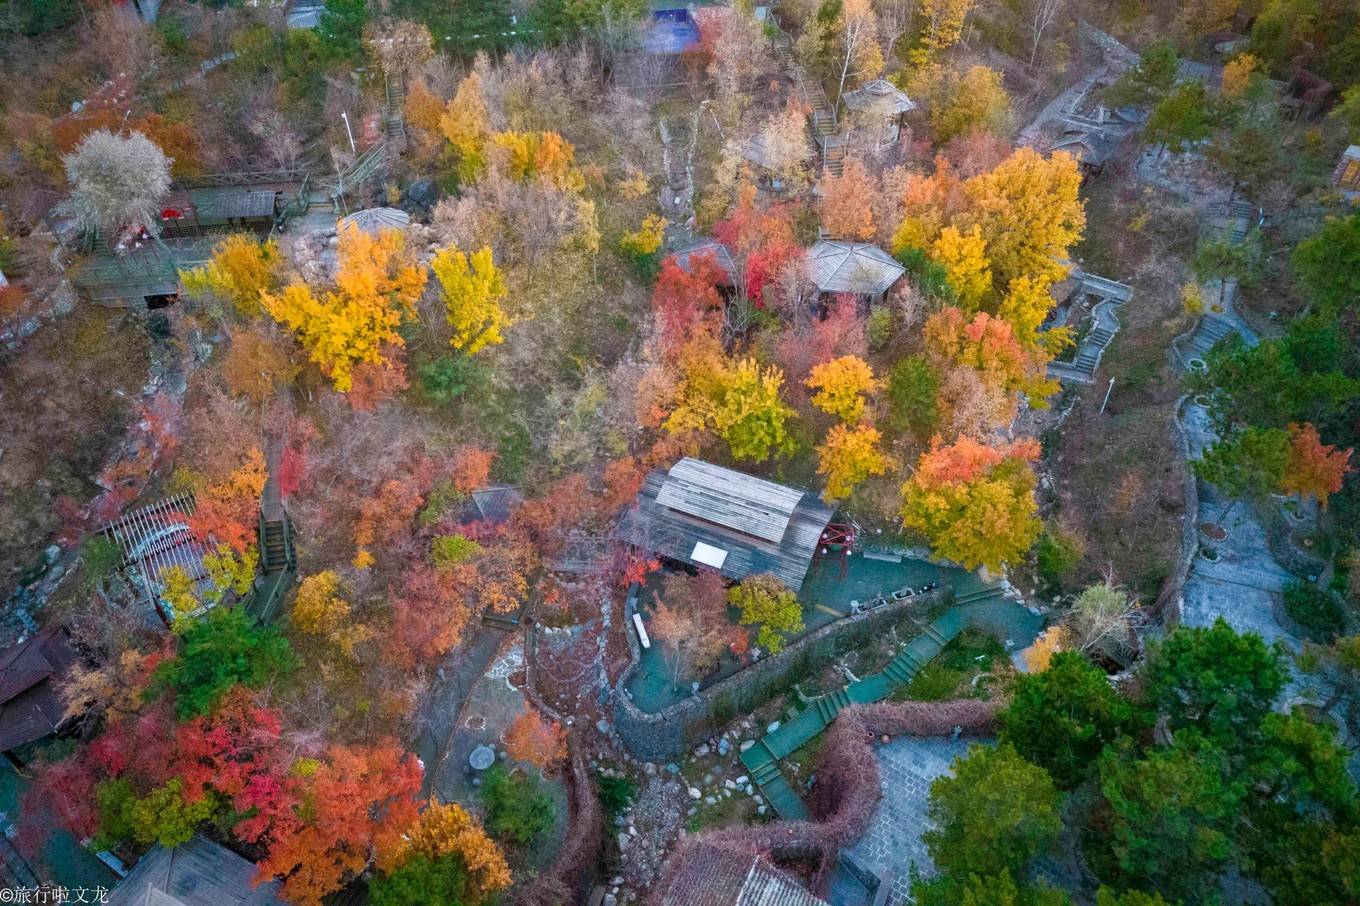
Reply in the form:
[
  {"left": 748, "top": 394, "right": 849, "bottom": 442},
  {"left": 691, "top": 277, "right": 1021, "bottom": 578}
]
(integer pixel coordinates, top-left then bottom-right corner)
[
  {"left": 806, "top": 240, "right": 905, "bottom": 295},
  {"left": 617, "top": 459, "right": 836, "bottom": 592},
  {"left": 109, "top": 835, "right": 286, "bottom": 906}
]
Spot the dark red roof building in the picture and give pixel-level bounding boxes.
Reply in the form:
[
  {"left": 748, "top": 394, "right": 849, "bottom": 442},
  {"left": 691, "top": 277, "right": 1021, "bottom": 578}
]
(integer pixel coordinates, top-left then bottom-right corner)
[{"left": 0, "top": 627, "right": 80, "bottom": 758}]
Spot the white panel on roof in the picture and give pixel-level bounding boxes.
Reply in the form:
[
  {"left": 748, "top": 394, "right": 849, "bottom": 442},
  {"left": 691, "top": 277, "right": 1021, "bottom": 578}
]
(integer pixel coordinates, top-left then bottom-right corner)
[{"left": 691, "top": 541, "right": 729, "bottom": 569}]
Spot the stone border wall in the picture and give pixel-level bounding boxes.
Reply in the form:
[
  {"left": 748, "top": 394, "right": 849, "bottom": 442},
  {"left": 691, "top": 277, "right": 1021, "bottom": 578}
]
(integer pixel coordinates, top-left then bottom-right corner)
[
  {"left": 1153, "top": 395, "right": 1199, "bottom": 624},
  {"left": 612, "top": 588, "right": 950, "bottom": 762}
]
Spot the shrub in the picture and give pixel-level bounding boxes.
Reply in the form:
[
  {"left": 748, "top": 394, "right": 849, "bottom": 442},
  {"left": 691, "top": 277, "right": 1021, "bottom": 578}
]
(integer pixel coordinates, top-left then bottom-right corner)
[
  {"left": 893, "top": 246, "right": 954, "bottom": 302},
  {"left": 1034, "top": 527, "right": 1083, "bottom": 594},
  {"left": 431, "top": 534, "right": 482, "bottom": 569},
  {"left": 417, "top": 354, "right": 485, "bottom": 404},
  {"left": 370, "top": 855, "right": 472, "bottom": 906},
  {"left": 728, "top": 574, "right": 804, "bottom": 654},
  {"left": 867, "top": 306, "right": 894, "bottom": 351},
  {"left": 1283, "top": 580, "right": 1345, "bottom": 640},
  {"left": 80, "top": 535, "right": 125, "bottom": 586},
  {"left": 419, "top": 480, "right": 466, "bottom": 526},
  {"left": 886, "top": 354, "right": 940, "bottom": 440},
  {"left": 479, "top": 765, "right": 555, "bottom": 847},
  {"left": 151, "top": 606, "right": 297, "bottom": 719},
  {"left": 618, "top": 214, "right": 667, "bottom": 280},
  {"left": 595, "top": 772, "right": 637, "bottom": 824},
  {"left": 901, "top": 663, "right": 967, "bottom": 701}
]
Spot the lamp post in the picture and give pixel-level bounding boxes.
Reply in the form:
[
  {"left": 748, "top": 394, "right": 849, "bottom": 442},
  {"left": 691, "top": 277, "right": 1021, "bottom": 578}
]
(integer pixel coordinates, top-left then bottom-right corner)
[{"left": 340, "top": 112, "right": 356, "bottom": 154}]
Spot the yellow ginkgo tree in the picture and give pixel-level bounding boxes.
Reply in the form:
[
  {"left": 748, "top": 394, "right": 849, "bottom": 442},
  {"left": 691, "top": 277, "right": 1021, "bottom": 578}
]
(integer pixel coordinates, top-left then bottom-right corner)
[
  {"left": 262, "top": 225, "right": 426, "bottom": 392},
  {"left": 432, "top": 244, "right": 509, "bottom": 354},
  {"left": 817, "top": 423, "right": 893, "bottom": 502},
  {"left": 805, "top": 355, "right": 879, "bottom": 425}
]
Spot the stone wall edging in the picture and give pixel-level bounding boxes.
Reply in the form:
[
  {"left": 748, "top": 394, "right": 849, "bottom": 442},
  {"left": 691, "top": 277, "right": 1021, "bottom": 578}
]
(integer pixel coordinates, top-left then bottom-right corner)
[
  {"left": 611, "top": 588, "right": 951, "bottom": 762},
  {"left": 1152, "top": 394, "right": 1198, "bottom": 624}
]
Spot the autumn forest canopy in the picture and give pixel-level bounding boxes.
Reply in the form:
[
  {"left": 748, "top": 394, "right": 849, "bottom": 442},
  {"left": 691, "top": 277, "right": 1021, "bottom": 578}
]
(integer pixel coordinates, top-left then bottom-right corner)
[{"left": 3, "top": 0, "right": 1360, "bottom": 902}]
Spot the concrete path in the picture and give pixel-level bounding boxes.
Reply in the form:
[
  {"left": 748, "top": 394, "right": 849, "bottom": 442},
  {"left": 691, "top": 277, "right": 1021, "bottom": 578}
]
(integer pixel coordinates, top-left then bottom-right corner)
[
  {"left": 1139, "top": 163, "right": 1308, "bottom": 695},
  {"left": 412, "top": 626, "right": 512, "bottom": 800}
]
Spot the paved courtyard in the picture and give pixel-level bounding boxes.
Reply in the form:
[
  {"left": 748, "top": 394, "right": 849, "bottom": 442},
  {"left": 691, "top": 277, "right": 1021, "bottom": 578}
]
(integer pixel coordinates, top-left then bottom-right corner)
[{"left": 828, "top": 735, "right": 987, "bottom": 905}]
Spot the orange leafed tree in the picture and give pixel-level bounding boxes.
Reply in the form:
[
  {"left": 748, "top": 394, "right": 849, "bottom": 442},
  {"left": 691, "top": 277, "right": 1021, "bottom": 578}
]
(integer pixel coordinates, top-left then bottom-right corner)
[
  {"left": 346, "top": 346, "right": 411, "bottom": 411},
  {"left": 912, "top": 434, "right": 1040, "bottom": 486},
  {"left": 891, "top": 155, "right": 966, "bottom": 252},
  {"left": 901, "top": 435, "right": 1042, "bottom": 571},
  {"left": 1280, "top": 422, "right": 1353, "bottom": 510},
  {"left": 712, "top": 183, "right": 799, "bottom": 301},
  {"left": 924, "top": 306, "right": 1056, "bottom": 403},
  {"left": 451, "top": 445, "right": 495, "bottom": 495},
  {"left": 375, "top": 799, "right": 511, "bottom": 900},
  {"left": 353, "top": 478, "right": 425, "bottom": 568},
  {"left": 256, "top": 742, "right": 423, "bottom": 906},
  {"left": 186, "top": 447, "right": 268, "bottom": 553},
  {"left": 503, "top": 708, "right": 568, "bottom": 770},
  {"left": 818, "top": 157, "right": 877, "bottom": 241}
]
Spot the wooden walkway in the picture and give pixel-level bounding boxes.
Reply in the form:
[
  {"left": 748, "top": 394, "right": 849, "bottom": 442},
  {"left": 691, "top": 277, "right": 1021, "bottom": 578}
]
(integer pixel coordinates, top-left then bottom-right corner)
[{"left": 738, "top": 585, "right": 1006, "bottom": 819}]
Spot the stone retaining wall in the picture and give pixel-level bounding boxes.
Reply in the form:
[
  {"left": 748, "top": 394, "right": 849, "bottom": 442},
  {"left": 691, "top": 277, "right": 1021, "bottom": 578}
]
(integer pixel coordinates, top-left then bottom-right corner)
[
  {"left": 612, "top": 588, "right": 950, "bottom": 762},
  {"left": 1153, "top": 395, "right": 1199, "bottom": 624}
]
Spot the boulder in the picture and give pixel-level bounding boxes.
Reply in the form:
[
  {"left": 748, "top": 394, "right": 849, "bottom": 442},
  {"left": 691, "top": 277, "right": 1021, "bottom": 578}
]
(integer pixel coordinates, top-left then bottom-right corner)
[{"left": 405, "top": 177, "right": 438, "bottom": 208}]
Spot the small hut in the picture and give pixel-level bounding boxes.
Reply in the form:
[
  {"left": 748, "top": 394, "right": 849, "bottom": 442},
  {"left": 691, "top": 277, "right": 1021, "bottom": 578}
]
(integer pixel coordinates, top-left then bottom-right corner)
[
  {"left": 806, "top": 239, "right": 905, "bottom": 301},
  {"left": 618, "top": 458, "right": 836, "bottom": 593},
  {"left": 1051, "top": 128, "right": 1124, "bottom": 177},
  {"left": 841, "top": 79, "right": 916, "bottom": 145},
  {"left": 99, "top": 495, "right": 221, "bottom": 629},
  {"left": 338, "top": 206, "right": 411, "bottom": 235},
  {"left": 660, "top": 844, "right": 828, "bottom": 905}
]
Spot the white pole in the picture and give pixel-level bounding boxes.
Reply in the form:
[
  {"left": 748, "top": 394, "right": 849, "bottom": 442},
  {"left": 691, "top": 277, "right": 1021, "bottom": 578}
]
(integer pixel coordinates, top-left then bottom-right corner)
[
  {"left": 1099, "top": 377, "right": 1115, "bottom": 415},
  {"left": 340, "top": 112, "right": 356, "bottom": 153}
]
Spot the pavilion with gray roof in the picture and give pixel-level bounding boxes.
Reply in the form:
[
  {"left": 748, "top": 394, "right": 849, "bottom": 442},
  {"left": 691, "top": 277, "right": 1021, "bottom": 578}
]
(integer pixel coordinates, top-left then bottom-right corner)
[
  {"left": 841, "top": 79, "right": 916, "bottom": 115},
  {"left": 109, "top": 834, "right": 286, "bottom": 906},
  {"left": 668, "top": 236, "right": 739, "bottom": 287},
  {"left": 617, "top": 458, "right": 836, "bottom": 592},
  {"left": 806, "top": 240, "right": 905, "bottom": 299},
  {"left": 842, "top": 79, "right": 916, "bottom": 145}
]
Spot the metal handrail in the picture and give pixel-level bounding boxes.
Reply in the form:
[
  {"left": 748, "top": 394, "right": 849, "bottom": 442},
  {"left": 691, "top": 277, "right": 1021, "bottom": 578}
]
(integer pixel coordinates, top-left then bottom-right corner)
[{"left": 174, "top": 169, "right": 309, "bottom": 189}]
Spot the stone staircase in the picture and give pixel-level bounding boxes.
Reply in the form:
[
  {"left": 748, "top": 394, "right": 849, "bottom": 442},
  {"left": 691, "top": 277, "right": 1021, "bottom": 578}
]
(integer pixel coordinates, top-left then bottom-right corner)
[
  {"left": 1223, "top": 199, "right": 1258, "bottom": 243},
  {"left": 384, "top": 75, "right": 407, "bottom": 149},
  {"left": 320, "top": 141, "right": 391, "bottom": 212},
  {"left": 1046, "top": 269, "right": 1135, "bottom": 384},
  {"left": 737, "top": 600, "right": 999, "bottom": 818},
  {"left": 1183, "top": 311, "right": 1236, "bottom": 360},
  {"left": 658, "top": 113, "right": 698, "bottom": 231},
  {"left": 771, "top": 27, "right": 842, "bottom": 177},
  {"left": 1071, "top": 323, "right": 1116, "bottom": 377}
]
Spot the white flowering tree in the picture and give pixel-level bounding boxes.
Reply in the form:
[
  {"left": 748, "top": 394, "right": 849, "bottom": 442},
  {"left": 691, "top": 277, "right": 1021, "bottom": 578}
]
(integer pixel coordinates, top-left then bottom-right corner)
[{"left": 63, "top": 129, "right": 172, "bottom": 240}]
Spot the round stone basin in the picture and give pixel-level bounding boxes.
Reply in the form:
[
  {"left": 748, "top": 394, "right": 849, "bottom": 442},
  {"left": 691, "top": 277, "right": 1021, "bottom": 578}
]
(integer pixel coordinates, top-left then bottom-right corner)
[{"left": 469, "top": 744, "right": 496, "bottom": 771}]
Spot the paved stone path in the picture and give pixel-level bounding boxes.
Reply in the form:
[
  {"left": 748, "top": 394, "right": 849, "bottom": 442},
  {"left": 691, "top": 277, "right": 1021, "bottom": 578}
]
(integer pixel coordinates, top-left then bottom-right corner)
[{"left": 829, "top": 735, "right": 985, "bottom": 905}]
